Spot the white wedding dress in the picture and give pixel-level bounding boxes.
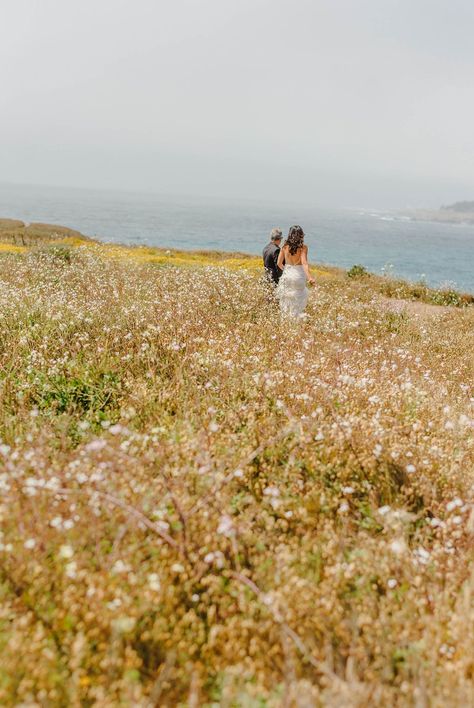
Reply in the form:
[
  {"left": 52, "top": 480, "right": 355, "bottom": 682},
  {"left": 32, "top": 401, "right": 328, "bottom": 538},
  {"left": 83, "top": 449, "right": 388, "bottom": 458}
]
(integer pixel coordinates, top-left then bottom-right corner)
[{"left": 276, "top": 264, "right": 309, "bottom": 317}]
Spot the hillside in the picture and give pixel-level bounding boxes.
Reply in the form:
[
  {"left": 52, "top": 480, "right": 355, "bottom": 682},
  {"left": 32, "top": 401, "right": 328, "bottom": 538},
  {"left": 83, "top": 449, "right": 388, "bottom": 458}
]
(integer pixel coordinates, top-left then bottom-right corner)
[
  {"left": 0, "top": 217, "right": 90, "bottom": 247},
  {"left": 0, "top": 224, "right": 473, "bottom": 705}
]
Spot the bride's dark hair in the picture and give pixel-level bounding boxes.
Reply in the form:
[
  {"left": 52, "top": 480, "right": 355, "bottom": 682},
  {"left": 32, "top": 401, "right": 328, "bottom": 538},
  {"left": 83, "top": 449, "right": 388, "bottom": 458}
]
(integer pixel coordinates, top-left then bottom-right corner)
[{"left": 285, "top": 225, "right": 305, "bottom": 255}]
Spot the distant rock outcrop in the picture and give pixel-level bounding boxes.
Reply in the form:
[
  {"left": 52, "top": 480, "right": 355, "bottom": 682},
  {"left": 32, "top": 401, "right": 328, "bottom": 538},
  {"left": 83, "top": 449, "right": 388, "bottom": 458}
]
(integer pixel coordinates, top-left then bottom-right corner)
[
  {"left": 402, "top": 202, "right": 474, "bottom": 225},
  {"left": 441, "top": 201, "right": 474, "bottom": 212}
]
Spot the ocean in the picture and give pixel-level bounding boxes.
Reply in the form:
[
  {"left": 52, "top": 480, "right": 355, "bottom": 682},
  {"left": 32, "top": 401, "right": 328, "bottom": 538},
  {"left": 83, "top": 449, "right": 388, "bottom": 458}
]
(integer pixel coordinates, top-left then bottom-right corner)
[{"left": 1, "top": 182, "right": 473, "bottom": 293}]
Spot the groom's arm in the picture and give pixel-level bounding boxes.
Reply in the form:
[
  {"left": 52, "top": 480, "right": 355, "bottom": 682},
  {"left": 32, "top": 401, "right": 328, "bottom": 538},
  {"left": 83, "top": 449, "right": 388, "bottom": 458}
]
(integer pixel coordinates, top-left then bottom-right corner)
[
  {"left": 274, "top": 249, "right": 283, "bottom": 277},
  {"left": 276, "top": 247, "right": 285, "bottom": 271}
]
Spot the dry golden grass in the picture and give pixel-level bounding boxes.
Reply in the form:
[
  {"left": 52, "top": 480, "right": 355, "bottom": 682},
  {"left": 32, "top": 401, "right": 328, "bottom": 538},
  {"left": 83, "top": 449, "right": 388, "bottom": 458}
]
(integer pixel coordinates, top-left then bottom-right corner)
[{"left": 0, "top": 231, "right": 473, "bottom": 706}]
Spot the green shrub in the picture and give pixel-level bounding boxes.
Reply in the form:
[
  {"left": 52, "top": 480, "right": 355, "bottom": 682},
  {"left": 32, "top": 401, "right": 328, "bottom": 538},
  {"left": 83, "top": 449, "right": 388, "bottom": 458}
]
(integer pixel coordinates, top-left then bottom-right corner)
[
  {"left": 347, "top": 264, "right": 369, "bottom": 278},
  {"left": 30, "top": 243, "right": 76, "bottom": 264},
  {"left": 30, "top": 369, "right": 121, "bottom": 418},
  {"left": 431, "top": 288, "right": 463, "bottom": 307}
]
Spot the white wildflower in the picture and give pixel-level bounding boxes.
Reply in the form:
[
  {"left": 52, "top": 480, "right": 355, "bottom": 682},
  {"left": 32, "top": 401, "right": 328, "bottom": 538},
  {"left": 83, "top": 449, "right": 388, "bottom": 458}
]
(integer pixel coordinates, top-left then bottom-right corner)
[
  {"left": 109, "top": 424, "right": 130, "bottom": 435},
  {"left": 147, "top": 573, "right": 161, "bottom": 591},
  {"left": 414, "top": 547, "right": 430, "bottom": 564},
  {"left": 112, "top": 560, "right": 131, "bottom": 574},
  {"left": 263, "top": 486, "right": 280, "bottom": 497},
  {"left": 430, "top": 518, "right": 444, "bottom": 528},
  {"left": 84, "top": 439, "right": 106, "bottom": 453},
  {"left": 65, "top": 561, "right": 77, "bottom": 578},
  {"left": 107, "top": 598, "right": 122, "bottom": 609},
  {"left": 112, "top": 616, "right": 136, "bottom": 634},
  {"left": 59, "top": 545, "right": 74, "bottom": 559},
  {"left": 390, "top": 539, "right": 406, "bottom": 555},
  {"left": 373, "top": 444, "right": 383, "bottom": 458},
  {"left": 217, "top": 514, "right": 234, "bottom": 537}
]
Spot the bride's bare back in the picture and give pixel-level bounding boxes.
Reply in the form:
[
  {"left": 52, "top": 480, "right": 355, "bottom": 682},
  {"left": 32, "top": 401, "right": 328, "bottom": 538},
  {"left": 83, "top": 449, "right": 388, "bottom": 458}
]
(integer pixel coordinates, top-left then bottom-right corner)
[{"left": 282, "top": 244, "right": 307, "bottom": 266}]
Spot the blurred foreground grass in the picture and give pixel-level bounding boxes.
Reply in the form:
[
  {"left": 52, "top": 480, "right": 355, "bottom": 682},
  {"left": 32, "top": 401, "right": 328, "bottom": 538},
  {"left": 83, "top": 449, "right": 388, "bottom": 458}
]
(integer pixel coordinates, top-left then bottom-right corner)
[{"left": 0, "top": 221, "right": 473, "bottom": 706}]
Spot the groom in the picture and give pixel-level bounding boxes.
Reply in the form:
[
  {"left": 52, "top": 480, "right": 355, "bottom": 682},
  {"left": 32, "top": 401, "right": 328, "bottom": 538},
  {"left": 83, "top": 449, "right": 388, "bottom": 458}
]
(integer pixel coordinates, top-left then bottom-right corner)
[{"left": 262, "top": 228, "right": 283, "bottom": 285}]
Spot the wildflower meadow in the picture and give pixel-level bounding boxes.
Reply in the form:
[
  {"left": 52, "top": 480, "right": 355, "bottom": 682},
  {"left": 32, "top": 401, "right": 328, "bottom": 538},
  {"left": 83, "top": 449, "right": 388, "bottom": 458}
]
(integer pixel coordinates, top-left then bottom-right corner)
[{"left": 0, "top": 228, "right": 473, "bottom": 706}]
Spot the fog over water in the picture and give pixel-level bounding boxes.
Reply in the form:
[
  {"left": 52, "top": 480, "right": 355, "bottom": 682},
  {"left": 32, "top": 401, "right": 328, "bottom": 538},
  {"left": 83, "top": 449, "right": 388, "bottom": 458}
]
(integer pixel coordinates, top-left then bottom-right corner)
[{"left": 1, "top": 0, "right": 474, "bottom": 208}]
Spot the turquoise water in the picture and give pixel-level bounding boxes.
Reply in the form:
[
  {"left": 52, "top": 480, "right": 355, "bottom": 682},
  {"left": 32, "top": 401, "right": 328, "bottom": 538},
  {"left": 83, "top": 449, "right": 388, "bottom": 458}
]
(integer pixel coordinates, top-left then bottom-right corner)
[{"left": 1, "top": 182, "right": 473, "bottom": 292}]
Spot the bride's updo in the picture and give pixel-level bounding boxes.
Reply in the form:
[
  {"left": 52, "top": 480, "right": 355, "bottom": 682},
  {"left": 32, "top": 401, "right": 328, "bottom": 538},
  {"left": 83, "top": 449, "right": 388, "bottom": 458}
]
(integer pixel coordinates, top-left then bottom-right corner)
[{"left": 285, "top": 225, "right": 305, "bottom": 255}]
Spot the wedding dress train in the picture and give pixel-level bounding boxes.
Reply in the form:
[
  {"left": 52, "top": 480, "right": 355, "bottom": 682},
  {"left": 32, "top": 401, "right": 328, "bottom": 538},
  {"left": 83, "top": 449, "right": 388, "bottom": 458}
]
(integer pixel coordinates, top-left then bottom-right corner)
[{"left": 276, "top": 264, "right": 308, "bottom": 317}]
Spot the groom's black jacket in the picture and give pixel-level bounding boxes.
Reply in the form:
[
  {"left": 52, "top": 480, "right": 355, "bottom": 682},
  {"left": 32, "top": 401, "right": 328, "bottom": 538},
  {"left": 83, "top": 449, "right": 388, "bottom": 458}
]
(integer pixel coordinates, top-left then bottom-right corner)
[{"left": 262, "top": 242, "right": 282, "bottom": 283}]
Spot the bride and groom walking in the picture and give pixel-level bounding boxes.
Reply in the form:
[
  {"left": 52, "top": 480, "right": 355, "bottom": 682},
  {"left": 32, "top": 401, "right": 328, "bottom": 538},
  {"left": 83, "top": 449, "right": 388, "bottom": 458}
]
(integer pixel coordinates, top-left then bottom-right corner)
[{"left": 262, "top": 225, "right": 316, "bottom": 317}]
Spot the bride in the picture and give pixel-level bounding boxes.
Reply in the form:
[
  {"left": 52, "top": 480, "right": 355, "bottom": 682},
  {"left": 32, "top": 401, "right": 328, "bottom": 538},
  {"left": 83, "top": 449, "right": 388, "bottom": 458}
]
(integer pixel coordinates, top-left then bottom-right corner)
[{"left": 276, "top": 225, "right": 316, "bottom": 317}]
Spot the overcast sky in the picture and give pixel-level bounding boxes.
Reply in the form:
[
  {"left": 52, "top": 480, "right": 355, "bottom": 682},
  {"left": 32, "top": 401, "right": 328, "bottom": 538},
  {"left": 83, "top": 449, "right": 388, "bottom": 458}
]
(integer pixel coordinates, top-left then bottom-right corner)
[{"left": 1, "top": 0, "right": 474, "bottom": 208}]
